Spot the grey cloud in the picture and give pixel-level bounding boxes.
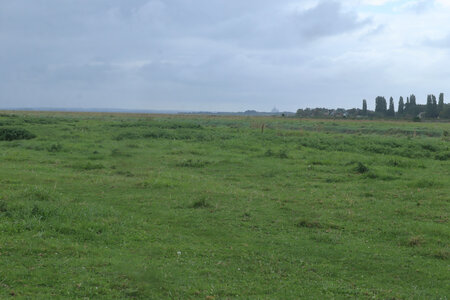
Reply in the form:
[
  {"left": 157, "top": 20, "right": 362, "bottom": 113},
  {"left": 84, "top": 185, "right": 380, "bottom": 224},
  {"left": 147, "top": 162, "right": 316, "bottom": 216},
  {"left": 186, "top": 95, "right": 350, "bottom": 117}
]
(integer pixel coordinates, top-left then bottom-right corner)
[
  {"left": 294, "top": 1, "right": 371, "bottom": 40},
  {"left": 0, "top": 0, "right": 448, "bottom": 111}
]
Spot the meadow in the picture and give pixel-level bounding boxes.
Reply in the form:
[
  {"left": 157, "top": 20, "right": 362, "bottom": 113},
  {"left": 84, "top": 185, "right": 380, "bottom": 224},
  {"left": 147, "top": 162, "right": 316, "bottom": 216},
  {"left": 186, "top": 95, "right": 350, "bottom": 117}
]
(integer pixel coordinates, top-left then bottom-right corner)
[{"left": 0, "top": 111, "right": 449, "bottom": 299}]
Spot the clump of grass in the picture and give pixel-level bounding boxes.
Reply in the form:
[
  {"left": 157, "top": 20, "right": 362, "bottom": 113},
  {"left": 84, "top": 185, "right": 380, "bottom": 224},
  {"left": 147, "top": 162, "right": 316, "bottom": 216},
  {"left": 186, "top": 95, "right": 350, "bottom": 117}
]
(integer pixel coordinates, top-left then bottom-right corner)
[
  {"left": 114, "top": 132, "right": 141, "bottom": 141},
  {"left": 191, "top": 199, "right": 211, "bottom": 209},
  {"left": 387, "top": 159, "right": 402, "bottom": 167},
  {"left": 0, "top": 200, "right": 7, "bottom": 212},
  {"left": 433, "top": 249, "right": 449, "bottom": 260},
  {"left": 296, "top": 219, "right": 323, "bottom": 229},
  {"left": 176, "top": 159, "right": 209, "bottom": 168},
  {"left": 0, "top": 127, "right": 36, "bottom": 141},
  {"left": 47, "top": 143, "right": 63, "bottom": 152},
  {"left": 30, "top": 204, "right": 53, "bottom": 220},
  {"left": 21, "top": 186, "right": 58, "bottom": 202},
  {"left": 136, "top": 179, "right": 175, "bottom": 189},
  {"left": 354, "top": 162, "right": 369, "bottom": 174},
  {"left": 115, "top": 170, "right": 134, "bottom": 177},
  {"left": 72, "top": 162, "right": 105, "bottom": 171},
  {"left": 278, "top": 149, "right": 289, "bottom": 159},
  {"left": 127, "top": 143, "right": 140, "bottom": 149},
  {"left": 364, "top": 171, "right": 398, "bottom": 181},
  {"left": 408, "top": 236, "right": 424, "bottom": 247},
  {"left": 264, "top": 149, "right": 274, "bottom": 157},
  {"left": 111, "top": 148, "right": 131, "bottom": 157},
  {"left": 296, "top": 219, "right": 341, "bottom": 230},
  {"left": 265, "top": 149, "right": 289, "bottom": 159},
  {"left": 409, "top": 179, "right": 441, "bottom": 189}
]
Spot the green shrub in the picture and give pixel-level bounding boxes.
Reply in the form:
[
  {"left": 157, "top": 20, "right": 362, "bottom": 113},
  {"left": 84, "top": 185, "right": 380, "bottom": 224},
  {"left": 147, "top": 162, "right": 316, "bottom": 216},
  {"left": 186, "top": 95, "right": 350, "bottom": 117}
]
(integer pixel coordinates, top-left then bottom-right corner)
[
  {"left": 435, "top": 152, "right": 450, "bottom": 161},
  {"left": 0, "top": 128, "right": 36, "bottom": 141}
]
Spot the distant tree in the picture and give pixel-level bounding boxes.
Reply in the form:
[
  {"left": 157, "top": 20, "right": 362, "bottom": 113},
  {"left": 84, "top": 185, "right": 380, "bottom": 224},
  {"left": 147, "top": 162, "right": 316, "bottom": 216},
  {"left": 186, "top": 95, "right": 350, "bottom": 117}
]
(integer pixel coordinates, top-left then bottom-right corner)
[
  {"left": 387, "top": 97, "right": 395, "bottom": 117},
  {"left": 398, "top": 96, "right": 404, "bottom": 115},
  {"left": 405, "top": 94, "right": 418, "bottom": 116},
  {"left": 362, "top": 99, "right": 367, "bottom": 115},
  {"left": 438, "top": 93, "right": 444, "bottom": 115},
  {"left": 440, "top": 104, "right": 450, "bottom": 119},
  {"left": 410, "top": 94, "right": 416, "bottom": 106},
  {"left": 432, "top": 95, "right": 438, "bottom": 117},
  {"left": 426, "top": 94, "right": 439, "bottom": 118},
  {"left": 426, "top": 94, "right": 433, "bottom": 117},
  {"left": 375, "top": 96, "right": 387, "bottom": 114}
]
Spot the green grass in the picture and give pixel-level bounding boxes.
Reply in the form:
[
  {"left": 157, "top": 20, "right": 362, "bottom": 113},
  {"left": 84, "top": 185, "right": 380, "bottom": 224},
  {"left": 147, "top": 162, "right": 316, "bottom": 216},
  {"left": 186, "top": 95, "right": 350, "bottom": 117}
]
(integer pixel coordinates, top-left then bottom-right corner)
[{"left": 0, "top": 111, "right": 449, "bottom": 299}]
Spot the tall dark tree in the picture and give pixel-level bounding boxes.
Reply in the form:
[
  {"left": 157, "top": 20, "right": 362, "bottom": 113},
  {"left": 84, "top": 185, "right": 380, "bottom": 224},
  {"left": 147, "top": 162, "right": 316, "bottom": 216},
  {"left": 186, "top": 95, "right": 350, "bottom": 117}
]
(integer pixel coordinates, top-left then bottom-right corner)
[
  {"left": 398, "top": 96, "right": 404, "bottom": 115},
  {"left": 362, "top": 99, "right": 367, "bottom": 115},
  {"left": 375, "top": 96, "right": 387, "bottom": 114},
  {"left": 438, "top": 93, "right": 444, "bottom": 114},
  {"left": 388, "top": 97, "right": 395, "bottom": 117},
  {"left": 426, "top": 94, "right": 433, "bottom": 117},
  {"left": 426, "top": 94, "right": 438, "bottom": 118},
  {"left": 432, "top": 95, "right": 438, "bottom": 118},
  {"left": 410, "top": 94, "right": 416, "bottom": 106},
  {"left": 405, "top": 94, "right": 417, "bottom": 115}
]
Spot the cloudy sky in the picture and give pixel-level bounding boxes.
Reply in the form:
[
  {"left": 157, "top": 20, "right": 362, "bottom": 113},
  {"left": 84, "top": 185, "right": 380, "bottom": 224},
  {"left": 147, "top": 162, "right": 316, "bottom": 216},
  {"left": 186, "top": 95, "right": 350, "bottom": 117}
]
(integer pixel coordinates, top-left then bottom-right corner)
[{"left": 1, "top": 0, "right": 449, "bottom": 111}]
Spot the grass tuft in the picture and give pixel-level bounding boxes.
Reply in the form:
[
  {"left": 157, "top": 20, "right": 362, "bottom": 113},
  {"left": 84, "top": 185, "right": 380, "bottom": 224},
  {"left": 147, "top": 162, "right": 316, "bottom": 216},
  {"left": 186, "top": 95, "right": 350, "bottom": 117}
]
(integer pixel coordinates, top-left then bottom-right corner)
[
  {"left": 354, "top": 162, "right": 369, "bottom": 174},
  {"left": 191, "top": 199, "right": 211, "bottom": 209}
]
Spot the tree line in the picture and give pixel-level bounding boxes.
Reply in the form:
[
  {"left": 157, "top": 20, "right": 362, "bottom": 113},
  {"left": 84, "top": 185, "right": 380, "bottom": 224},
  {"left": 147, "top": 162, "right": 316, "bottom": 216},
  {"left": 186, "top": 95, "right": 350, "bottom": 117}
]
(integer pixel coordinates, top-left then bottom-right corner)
[
  {"left": 363, "top": 93, "right": 448, "bottom": 119},
  {"left": 296, "top": 93, "right": 450, "bottom": 119}
]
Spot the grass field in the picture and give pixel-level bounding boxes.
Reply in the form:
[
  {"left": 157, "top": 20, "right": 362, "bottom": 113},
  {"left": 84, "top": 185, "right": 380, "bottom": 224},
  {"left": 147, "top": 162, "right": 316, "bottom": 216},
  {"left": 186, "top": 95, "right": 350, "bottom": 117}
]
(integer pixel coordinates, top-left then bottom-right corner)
[{"left": 0, "top": 111, "right": 449, "bottom": 299}]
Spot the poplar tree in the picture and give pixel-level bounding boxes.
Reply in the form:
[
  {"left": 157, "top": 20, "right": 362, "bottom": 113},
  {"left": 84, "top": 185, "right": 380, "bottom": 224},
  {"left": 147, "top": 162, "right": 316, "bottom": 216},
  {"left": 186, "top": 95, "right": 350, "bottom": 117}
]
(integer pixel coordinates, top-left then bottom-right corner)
[
  {"left": 398, "top": 96, "right": 404, "bottom": 115},
  {"left": 432, "top": 95, "right": 438, "bottom": 118},
  {"left": 426, "top": 94, "right": 433, "bottom": 117},
  {"left": 438, "top": 93, "right": 444, "bottom": 114},
  {"left": 375, "top": 96, "right": 387, "bottom": 114},
  {"left": 388, "top": 97, "right": 395, "bottom": 117}
]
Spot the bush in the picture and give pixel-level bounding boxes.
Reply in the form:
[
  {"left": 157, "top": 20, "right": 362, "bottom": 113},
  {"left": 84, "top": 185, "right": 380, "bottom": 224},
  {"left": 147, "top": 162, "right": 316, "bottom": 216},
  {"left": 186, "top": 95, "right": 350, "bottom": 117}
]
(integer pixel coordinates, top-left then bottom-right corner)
[
  {"left": 0, "top": 128, "right": 36, "bottom": 141},
  {"left": 435, "top": 152, "right": 450, "bottom": 161}
]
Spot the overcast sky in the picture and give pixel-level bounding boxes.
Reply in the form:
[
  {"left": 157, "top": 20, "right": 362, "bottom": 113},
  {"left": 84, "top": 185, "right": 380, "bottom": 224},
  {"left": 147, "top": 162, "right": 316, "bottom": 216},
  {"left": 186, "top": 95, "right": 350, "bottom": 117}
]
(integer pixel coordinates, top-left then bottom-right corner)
[{"left": 1, "top": 0, "right": 449, "bottom": 112}]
